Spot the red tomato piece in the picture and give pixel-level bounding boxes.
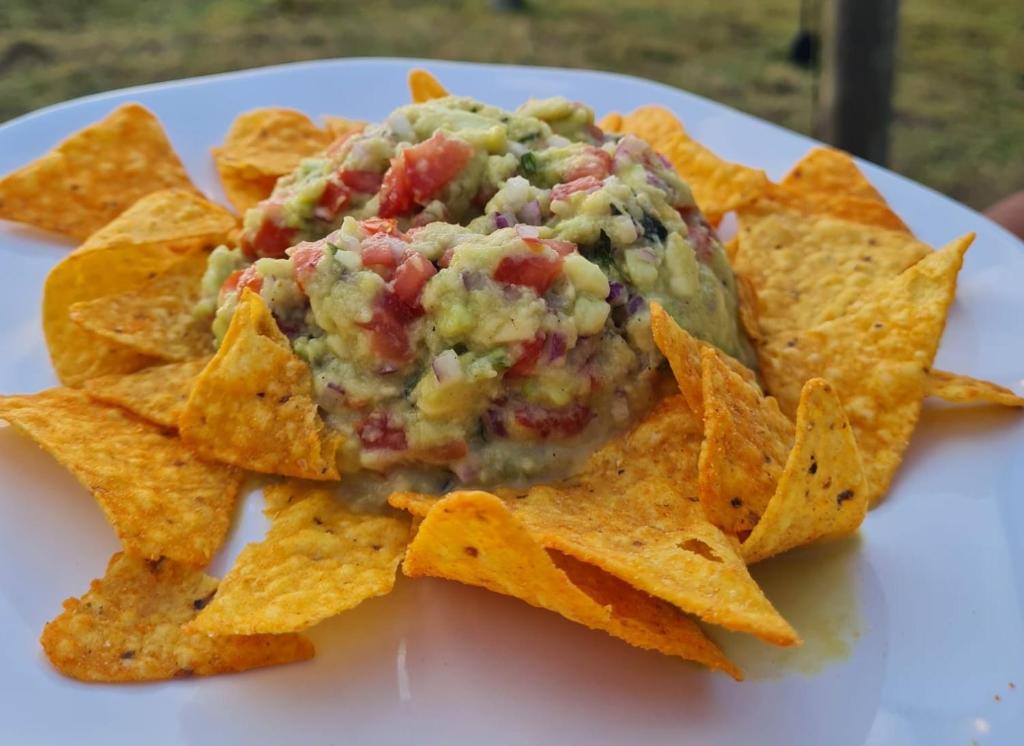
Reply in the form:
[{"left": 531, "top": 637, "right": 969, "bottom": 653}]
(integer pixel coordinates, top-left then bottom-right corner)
[
  {"left": 356, "top": 412, "right": 408, "bottom": 451},
  {"left": 219, "top": 266, "right": 263, "bottom": 300},
  {"left": 289, "top": 242, "right": 325, "bottom": 291},
  {"left": 340, "top": 169, "right": 384, "bottom": 194},
  {"left": 678, "top": 205, "right": 715, "bottom": 262},
  {"left": 564, "top": 146, "right": 613, "bottom": 182},
  {"left": 315, "top": 177, "right": 350, "bottom": 222},
  {"left": 514, "top": 402, "right": 593, "bottom": 438},
  {"left": 505, "top": 335, "right": 546, "bottom": 379},
  {"left": 360, "top": 234, "right": 402, "bottom": 278},
  {"left": 360, "top": 217, "right": 402, "bottom": 236},
  {"left": 240, "top": 217, "right": 297, "bottom": 259},
  {"left": 550, "top": 175, "right": 603, "bottom": 203},
  {"left": 391, "top": 252, "right": 437, "bottom": 308},
  {"left": 378, "top": 132, "right": 473, "bottom": 218},
  {"left": 494, "top": 254, "right": 563, "bottom": 295},
  {"left": 361, "top": 289, "right": 421, "bottom": 363}
]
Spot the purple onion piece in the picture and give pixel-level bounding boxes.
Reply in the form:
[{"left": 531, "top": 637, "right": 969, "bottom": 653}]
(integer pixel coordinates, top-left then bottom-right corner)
[
  {"left": 462, "top": 270, "right": 485, "bottom": 290},
  {"left": 484, "top": 408, "right": 508, "bottom": 438},
  {"left": 519, "top": 200, "right": 542, "bottom": 226},
  {"left": 627, "top": 295, "right": 646, "bottom": 315},
  {"left": 378, "top": 362, "right": 399, "bottom": 375},
  {"left": 452, "top": 458, "right": 481, "bottom": 484},
  {"left": 547, "top": 333, "right": 567, "bottom": 361},
  {"left": 606, "top": 281, "right": 626, "bottom": 306},
  {"left": 634, "top": 247, "right": 658, "bottom": 263},
  {"left": 494, "top": 212, "right": 515, "bottom": 229}
]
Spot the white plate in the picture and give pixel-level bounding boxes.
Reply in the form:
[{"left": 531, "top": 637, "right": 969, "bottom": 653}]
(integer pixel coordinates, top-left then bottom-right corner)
[{"left": 1, "top": 58, "right": 1022, "bottom": 746}]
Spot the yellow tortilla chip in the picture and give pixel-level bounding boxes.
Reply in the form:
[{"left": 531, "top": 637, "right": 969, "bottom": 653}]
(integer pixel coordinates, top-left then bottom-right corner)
[
  {"left": 596, "top": 112, "right": 623, "bottom": 134},
  {"left": 649, "top": 302, "right": 756, "bottom": 413},
  {"left": 395, "top": 396, "right": 799, "bottom": 647},
  {"left": 401, "top": 491, "right": 741, "bottom": 679},
  {"left": 752, "top": 184, "right": 909, "bottom": 234},
  {"left": 0, "top": 104, "right": 195, "bottom": 240},
  {"left": 782, "top": 147, "right": 885, "bottom": 204},
  {"left": 84, "top": 357, "right": 210, "bottom": 429},
  {"left": 733, "top": 205, "right": 931, "bottom": 339},
  {"left": 698, "top": 348, "right": 795, "bottom": 535},
  {"left": 69, "top": 250, "right": 213, "bottom": 362},
  {"left": 217, "top": 164, "right": 279, "bottom": 216},
  {"left": 741, "top": 378, "right": 868, "bottom": 563},
  {"left": 926, "top": 369, "right": 1024, "bottom": 407},
  {"left": 189, "top": 481, "right": 409, "bottom": 634},
  {"left": 213, "top": 108, "right": 331, "bottom": 178},
  {"left": 0, "top": 388, "right": 242, "bottom": 565},
  {"left": 180, "top": 289, "right": 341, "bottom": 480},
  {"left": 408, "top": 69, "right": 450, "bottom": 103},
  {"left": 322, "top": 115, "right": 368, "bottom": 140},
  {"left": 759, "top": 235, "right": 972, "bottom": 503},
  {"left": 611, "top": 105, "right": 686, "bottom": 143},
  {"left": 43, "top": 189, "right": 236, "bottom": 386},
  {"left": 40, "top": 552, "right": 313, "bottom": 682}
]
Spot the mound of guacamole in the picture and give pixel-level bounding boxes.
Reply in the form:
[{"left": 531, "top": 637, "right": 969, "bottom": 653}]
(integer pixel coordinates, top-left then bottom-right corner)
[{"left": 199, "top": 95, "right": 753, "bottom": 487}]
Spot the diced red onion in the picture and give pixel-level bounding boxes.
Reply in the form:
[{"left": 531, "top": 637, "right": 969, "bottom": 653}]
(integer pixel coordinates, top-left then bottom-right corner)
[
  {"left": 494, "top": 212, "right": 516, "bottom": 229},
  {"left": 519, "top": 199, "right": 542, "bottom": 226},
  {"left": 613, "top": 135, "right": 648, "bottom": 170},
  {"left": 627, "top": 295, "right": 646, "bottom": 315},
  {"left": 452, "top": 457, "right": 480, "bottom": 483},
  {"left": 606, "top": 281, "right": 626, "bottom": 306},
  {"left": 431, "top": 349, "right": 462, "bottom": 384},
  {"left": 378, "top": 362, "right": 399, "bottom": 375},
  {"left": 462, "top": 270, "right": 485, "bottom": 290},
  {"left": 634, "top": 247, "right": 657, "bottom": 263},
  {"left": 484, "top": 408, "right": 508, "bottom": 438},
  {"left": 515, "top": 224, "right": 541, "bottom": 240},
  {"left": 656, "top": 152, "right": 672, "bottom": 168},
  {"left": 547, "top": 333, "right": 567, "bottom": 361}
]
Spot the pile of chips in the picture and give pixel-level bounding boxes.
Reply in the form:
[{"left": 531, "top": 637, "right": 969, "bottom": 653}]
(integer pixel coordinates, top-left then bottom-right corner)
[{"left": 0, "top": 70, "right": 1020, "bottom": 683}]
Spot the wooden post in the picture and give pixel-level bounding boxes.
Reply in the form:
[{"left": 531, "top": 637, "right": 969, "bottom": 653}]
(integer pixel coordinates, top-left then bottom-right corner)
[{"left": 814, "top": 0, "right": 900, "bottom": 165}]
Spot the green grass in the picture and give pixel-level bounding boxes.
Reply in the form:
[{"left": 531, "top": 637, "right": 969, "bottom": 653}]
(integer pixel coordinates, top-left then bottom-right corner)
[{"left": 1, "top": 0, "right": 1021, "bottom": 209}]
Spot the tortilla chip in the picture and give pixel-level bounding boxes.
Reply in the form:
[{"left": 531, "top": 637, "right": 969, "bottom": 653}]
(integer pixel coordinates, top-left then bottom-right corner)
[
  {"left": 394, "top": 396, "right": 799, "bottom": 647},
  {"left": 736, "top": 273, "right": 761, "bottom": 341},
  {"left": 741, "top": 379, "right": 868, "bottom": 563},
  {"left": 609, "top": 105, "right": 686, "bottom": 143},
  {"left": 698, "top": 348, "right": 795, "bottom": 534},
  {"left": 0, "top": 104, "right": 195, "bottom": 240},
  {"left": 649, "top": 302, "right": 756, "bottom": 413},
  {"left": 180, "top": 290, "right": 341, "bottom": 480},
  {"left": 408, "top": 69, "right": 450, "bottom": 103},
  {"left": 213, "top": 108, "right": 331, "bottom": 178},
  {"left": 596, "top": 112, "right": 624, "bottom": 134},
  {"left": 759, "top": 235, "right": 972, "bottom": 502},
  {"left": 782, "top": 147, "right": 884, "bottom": 204},
  {"left": 69, "top": 250, "right": 213, "bottom": 362},
  {"left": 732, "top": 206, "right": 932, "bottom": 339},
  {"left": 42, "top": 189, "right": 236, "bottom": 386},
  {"left": 0, "top": 388, "right": 241, "bottom": 565},
  {"left": 322, "top": 115, "right": 367, "bottom": 140},
  {"left": 401, "top": 491, "right": 741, "bottom": 678},
  {"left": 84, "top": 357, "right": 210, "bottom": 429},
  {"left": 217, "top": 164, "right": 279, "bottom": 216},
  {"left": 40, "top": 552, "right": 313, "bottom": 682},
  {"left": 189, "top": 481, "right": 409, "bottom": 634},
  {"left": 926, "top": 369, "right": 1024, "bottom": 407}
]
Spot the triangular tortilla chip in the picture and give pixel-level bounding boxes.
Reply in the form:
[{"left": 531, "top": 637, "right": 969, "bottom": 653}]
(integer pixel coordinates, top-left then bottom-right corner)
[
  {"left": 782, "top": 147, "right": 885, "bottom": 204},
  {"left": 0, "top": 388, "right": 241, "bottom": 565},
  {"left": 759, "top": 235, "right": 972, "bottom": 502},
  {"left": 189, "top": 481, "right": 409, "bottom": 634},
  {"left": 40, "top": 552, "right": 313, "bottom": 682},
  {"left": 42, "top": 189, "right": 236, "bottom": 386},
  {"left": 408, "top": 69, "right": 450, "bottom": 102},
  {"left": 84, "top": 357, "right": 210, "bottom": 429},
  {"left": 180, "top": 290, "right": 341, "bottom": 480},
  {"left": 217, "top": 164, "right": 279, "bottom": 216},
  {"left": 69, "top": 250, "right": 213, "bottom": 362},
  {"left": 698, "top": 348, "right": 795, "bottom": 534},
  {"left": 401, "top": 491, "right": 741, "bottom": 679},
  {"left": 0, "top": 104, "right": 195, "bottom": 240},
  {"left": 322, "top": 115, "right": 368, "bottom": 140},
  {"left": 741, "top": 378, "right": 868, "bottom": 563},
  {"left": 926, "top": 369, "right": 1024, "bottom": 407},
  {"left": 732, "top": 205, "right": 931, "bottom": 339},
  {"left": 394, "top": 396, "right": 799, "bottom": 647}
]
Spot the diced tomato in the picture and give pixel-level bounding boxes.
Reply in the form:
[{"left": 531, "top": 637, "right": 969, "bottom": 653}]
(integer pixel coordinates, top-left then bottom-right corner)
[
  {"left": 378, "top": 132, "right": 474, "bottom": 218},
  {"left": 360, "top": 234, "right": 402, "bottom": 278},
  {"left": 541, "top": 238, "right": 577, "bottom": 256},
  {"left": 505, "top": 335, "right": 545, "bottom": 379},
  {"left": 391, "top": 252, "right": 437, "bottom": 308},
  {"left": 550, "top": 175, "right": 603, "bottom": 203},
  {"left": 563, "top": 146, "right": 613, "bottom": 182},
  {"left": 240, "top": 217, "right": 296, "bottom": 259},
  {"left": 588, "top": 124, "right": 606, "bottom": 141},
  {"left": 356, "top": 411, "right": 408, "bottom": 451},
  {"left": 289, "top": 241, "right": 325, "bottom": 291},
  {"left": 494, "top": 254, "right": 563, "bottom": 295},
  {"left": 219, "top": 266, "right": 263, "bottom": 300},
  {"left": 340, "top": 169, "right": 384, "bottom": 194},
  {"left": 438, "top": 246, "right": 455, "bottom": 268},
  {"left": 514, "top": 402, "right": 592, "bottom": 438},
  {"left": 314, "top": 178, "right": 350, "bottom": 222},
  {"left": 360, "top": 217, "right": 402, "bottom": 236},
  {"left": 678, "top": 205, "right": 715, "bottom": 262},
  {"left": 361, "top": 289, "right": 420, "bottom": 363},
  {"left": 325, "top": 128, "right": 362, "bottom": 157}
]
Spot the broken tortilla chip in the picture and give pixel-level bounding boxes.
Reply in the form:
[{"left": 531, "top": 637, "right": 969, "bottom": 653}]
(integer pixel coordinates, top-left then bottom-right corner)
[
  {"left": 42, "top": 189, "right": 236, "bottom": 386},
  {"left": 84, "top": 357, "right": 210, "bottom": 429},
  {"left": 401, "top": 491, "right": 741, "bottom": 678},
  {"left": 180, "top": 289, "right": 341, "bottom": 480},
  {"left": 733, "top": 205, "right": 931, "bottom": 339},
  {"left": 40, "top": 552, "right": 313, "bottom": 682},
  {"left": 926, "top": 369, "right": 1024, "bottom": 407},
  {"left": 0, "top": 104, "right": 195, "bottom": 240},
  {"left": 0, "top": 388, "right": 241, "bottom": 565},
  {"left": 69, "top": 250, "right": 213, "bottom": 362},
  {"left": 759, "top": 235, "right": 972, "bottom": 503},
  {"left": 408, "top": 69, "right": 450, "bottom": 102},
  {"left": 741, "top": 378, "right": 868, "bottom": 563},
  {"left": 189, "top": 481, "right": 409, "bottom": 634},
  {"left": 395, "top": 395, "right": 799, "bottom": 647},
  {"left": 698, "top": 347, "right": 795, "bottom": 535}
]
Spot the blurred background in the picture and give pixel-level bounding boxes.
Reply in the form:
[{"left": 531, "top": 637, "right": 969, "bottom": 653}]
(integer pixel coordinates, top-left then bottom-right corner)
[{"left": 1, "top": 0, "right": 1020, "bottom": 210}]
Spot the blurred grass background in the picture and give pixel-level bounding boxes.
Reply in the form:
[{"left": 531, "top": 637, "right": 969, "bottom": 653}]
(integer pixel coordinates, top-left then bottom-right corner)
[{"left": 1, "top": 0, "right": 1021, "bottom": 209}]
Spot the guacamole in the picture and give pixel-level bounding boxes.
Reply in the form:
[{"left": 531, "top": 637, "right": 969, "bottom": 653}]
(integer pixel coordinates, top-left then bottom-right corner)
[{"left": 201, "top": 95, "right": 753, "bottom": 486}]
